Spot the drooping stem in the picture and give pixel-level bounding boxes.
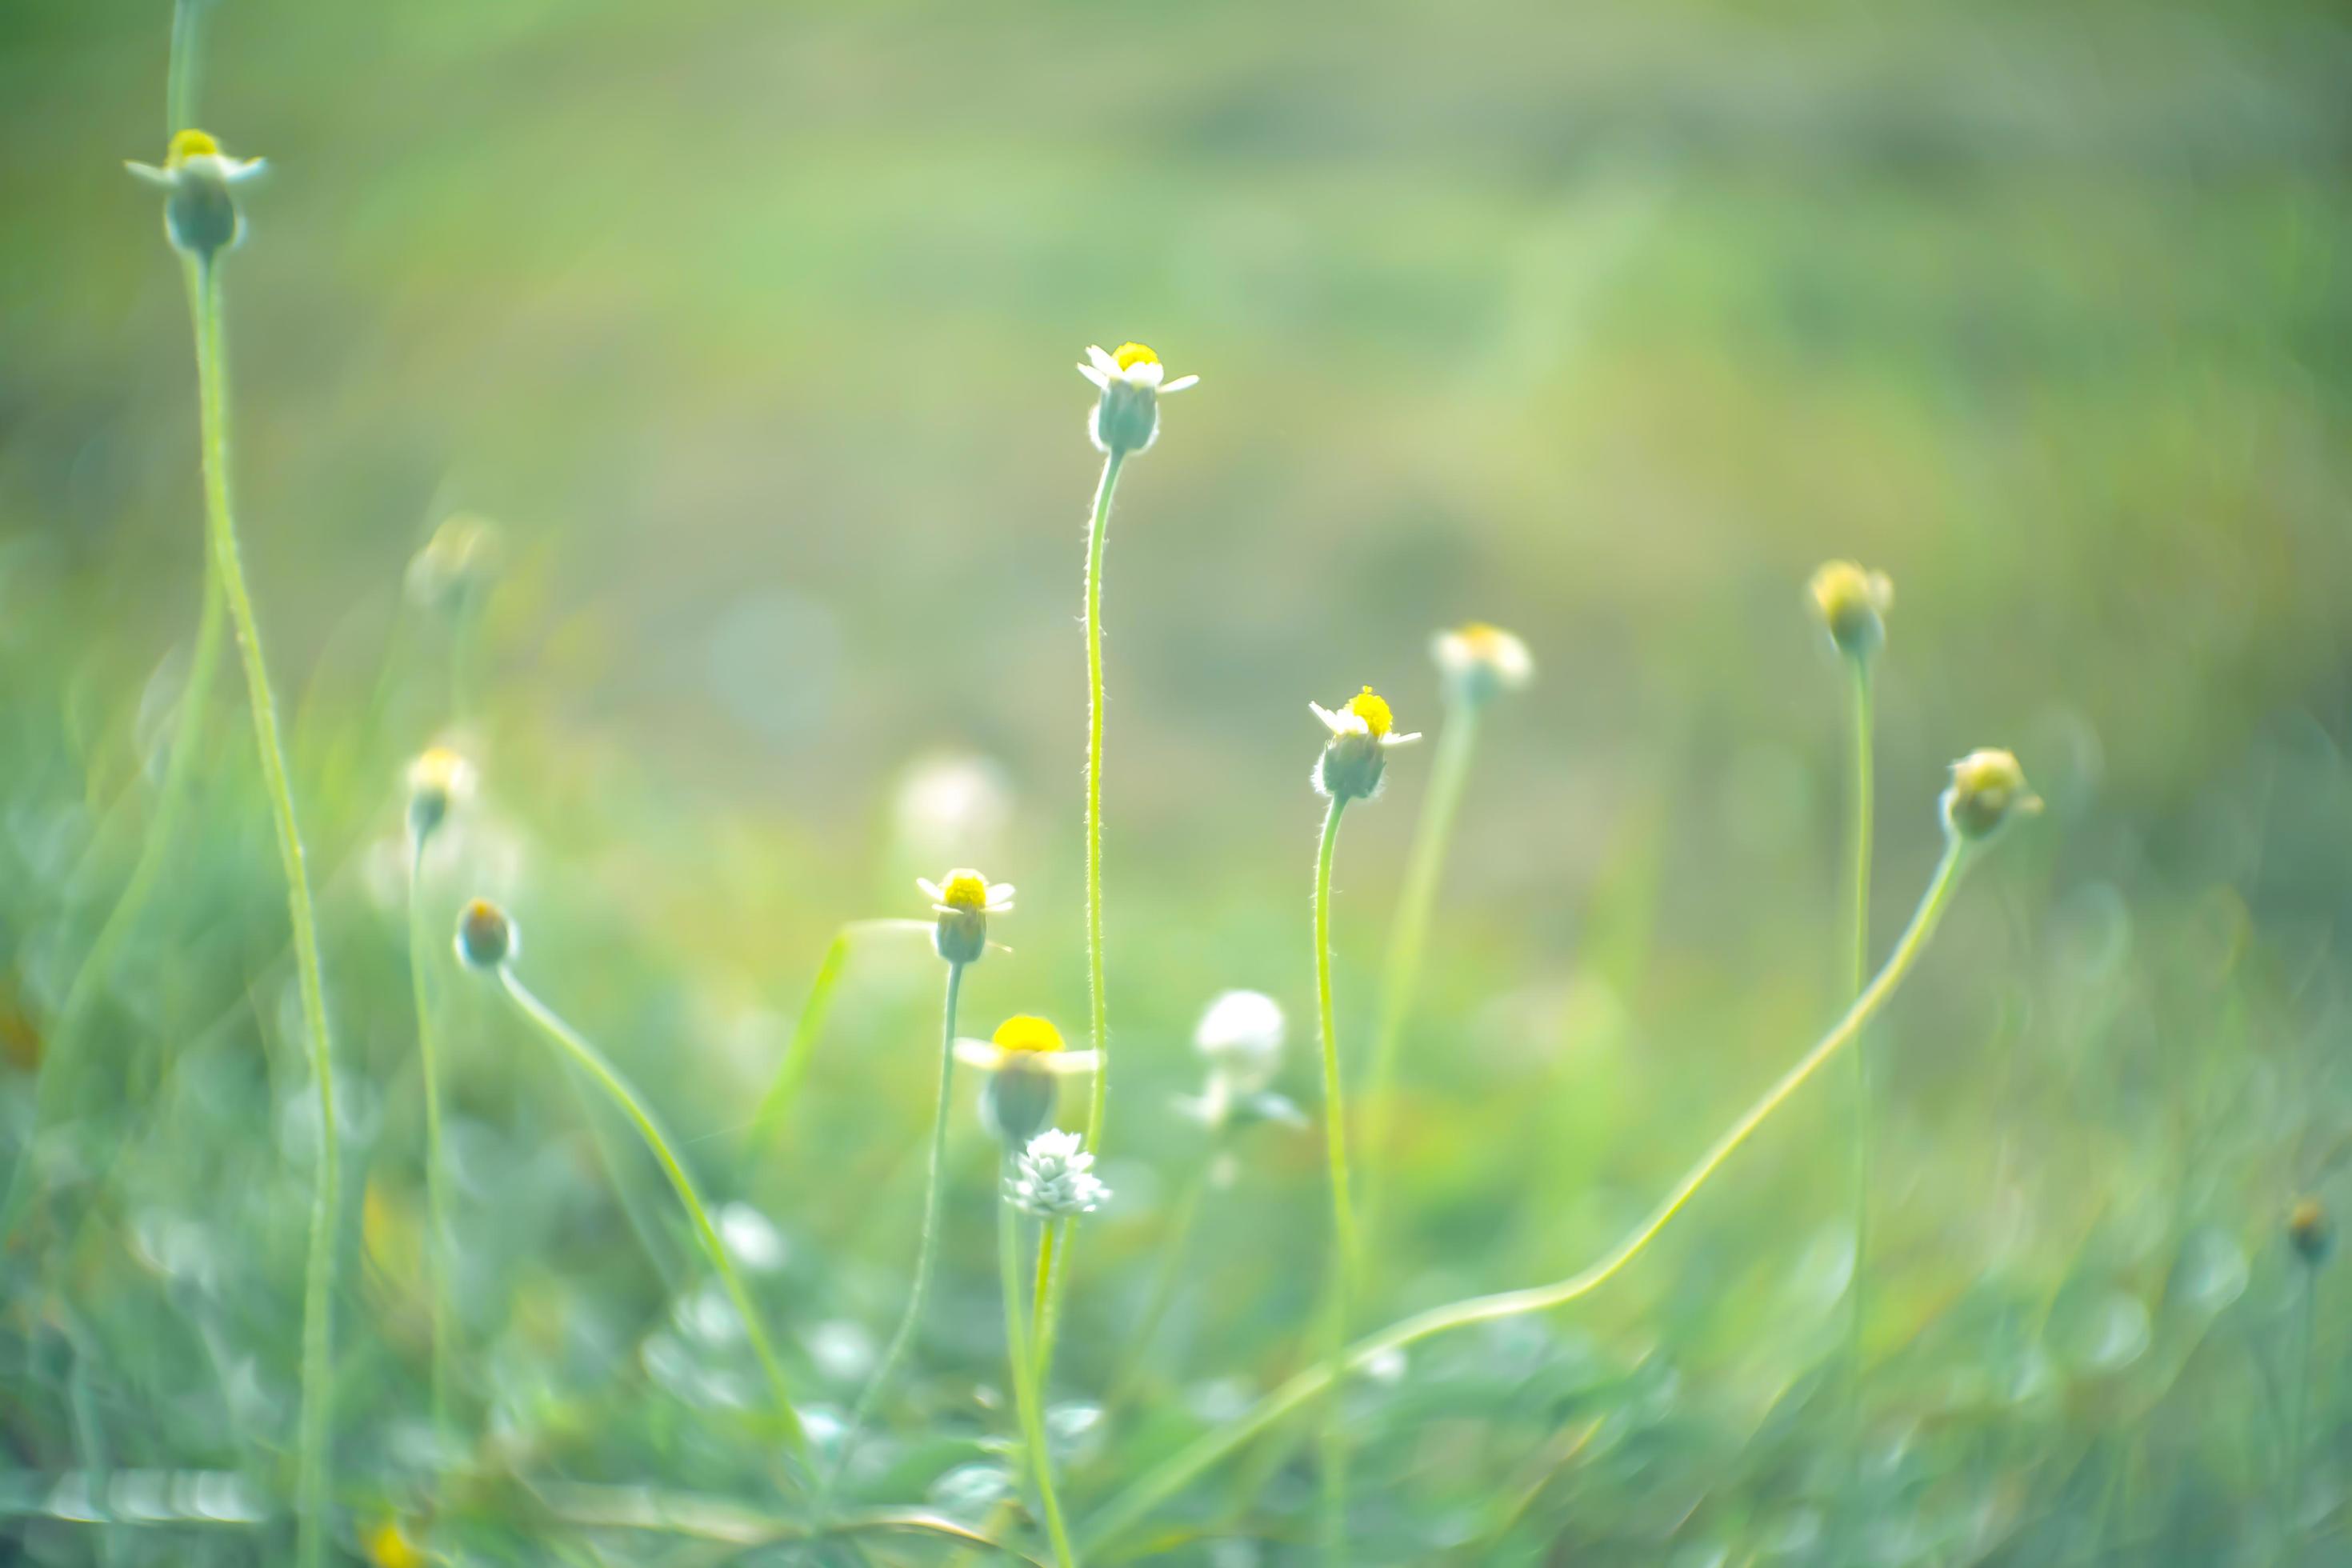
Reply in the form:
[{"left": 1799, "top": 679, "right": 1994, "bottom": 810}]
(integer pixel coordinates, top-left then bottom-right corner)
[
  {"left": 185, "top": 257, "right": 342, "bottom": 1568},
  {"left": 998, "top": 1182, "right": 1077, "bottom": 1568},
  {"left": 498, "top": 969, "right": 810, "bottom": 1466},
  {"left": 1845, "top": 658, "right": 1876, "bottom": 1422},
  {"left": 407, "top": 840, "right": 453, "bottom": 1434},
  {"left": 1080, "top": 449, "right": 1126, "bottom": 1151},
  {"left": 833, "top": 961, "right": 964, "bottom": 1489},
  {"left": 739, "top": 919, "right": 934, "bottom": 1162},
  {"left": 1311, "top": 793, "right": 1357, "bottom": 1564},
  {"left": 1082, "top": 836, "right": 1976, "bottom": 1554},
  {"left": 1361, "top": 701, "right": 1481, "bottom": 1235}
]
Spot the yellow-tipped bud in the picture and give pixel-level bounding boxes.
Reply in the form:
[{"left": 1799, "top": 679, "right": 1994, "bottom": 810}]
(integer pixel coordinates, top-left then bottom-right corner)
[
  {"left": 455, "top": 898, "right": 517, "bottom": 970},
  {"left": 1943, "top": 749, "right": 2041, "bottom": 842},
  {"left": 2290, "top": 1197, "right": 2334, "bottom": 1266},
  {"left": 1808, "top": 560, "right": 1893, "bottom": 659},
  {"left": 125, "top": 127, "right": 265, "bottom": 259},
  {"left": 406, "top": 746, "right": 476, "bottom": 842}
]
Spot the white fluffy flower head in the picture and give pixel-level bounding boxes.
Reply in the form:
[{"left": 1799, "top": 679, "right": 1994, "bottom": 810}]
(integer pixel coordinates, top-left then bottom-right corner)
[
  {"left": 1194, "top": 990, "right": 1286, "bottom": 1096},
  {"left": 1006, "top": 1129, "right": 1110, "bottom": 1221}
]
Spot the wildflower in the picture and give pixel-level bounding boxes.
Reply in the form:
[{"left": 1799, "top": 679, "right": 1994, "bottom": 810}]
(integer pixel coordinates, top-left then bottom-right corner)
[
  {"left": 1310, "top": 686, "right": 1422, "bottom": 801},
  {"left": 1942, "top": 749, "right": 2041, "bottom": 842},
  {"left": 1006, "top": 1129, "right": 1111, "bottom": 1220},
  {"left": 1431, "top": 622, "right": 1534, "bottom": 709},
  {"left": 957, "top": 1015, "right": 1099, "bottom": 1149},
  {"left": 406, "top": 746, "right": 477, "bottom": 843},
  {"left": 1078, "top": 342, "right": 1199, "bottom": 457},
  {"left": 918, "top": 868, "right": 1014, "bottom": 966},
  {"left": 2290, "top": 1198, "right": 2334, "bottom": 1266},
  {"left": 406, "top": 512, "right": 506, "bottom": 621},
  {"left": 362, "top": 1518, "right": 427, "bottom": 1568},
  {"left": 454, "top": 898, "right": 518, "bottom": 970},
  {"left": 1808, "top": 561, "right": 1894, "bottom": 661},
  {"left": 126, "top": 129, "right": 265, "bottom": 260},
  {"left": 1194, "top": 990, "right": 1286, "bottom": 1098}
]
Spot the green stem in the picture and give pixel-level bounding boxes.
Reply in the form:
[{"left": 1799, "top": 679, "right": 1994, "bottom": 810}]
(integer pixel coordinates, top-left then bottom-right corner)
[
  {"left": 407, "top": 839, "right": 453, "bottom": 1434},
  {"left": 833, "top": 961, "right": 963, "bottom": 1489},
  {"left": 1311, "top": 793, "right": 1357, "bottom": 1564},
  {"left": 166, "top": 0, "right": 203, "bottom": 134},
  {"left": 1082, "top": 835, "right": 1977, "bottom": 1554},
  {"left": 739, "top": 919, "right": 933, "bottom": 1162},
  {"left": 998, "top": 1183, "right": 1077, "bottom": 1568},
  {"left": 1080, "top": 449, "right": 1126, "bottom": 1150},
  {"left": 1362, "top": 701, "right": 1481, "bottom": 1238},
  {"left": 2286, "top": 1265, "right": 2316, "bottom": 1546},
  {"left": 186, "top": 257, "right": 342, "bottom": 1568},
  {"left": 1845, "top": 658, "right": 1875, "bottom": 1426},
  {"left": 498, "top": 968, "right": 810, "bottom": 1467},
  {"left": 1032, "top": 1222, "right": 1058, "bottom": 1354}
]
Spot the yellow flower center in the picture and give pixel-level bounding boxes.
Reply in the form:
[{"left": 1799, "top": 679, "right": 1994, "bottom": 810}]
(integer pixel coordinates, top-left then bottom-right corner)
[
  {"left": 938, "top": 872, "right": 990, "bottom": 910},
  {"left": 1346, "top": 686, "right": 1394, "bottom": 738},
  {"left": 363, "top": 1519, "right": 428, "bottom": 1568},
  {"left": 168, "top": 129, "right": 222, "bottom": 166},
  {"left": 992, "top": 1014, "right": 1066, "bottom": 1054},
  {"left": 1113, "top": 342, "right": 1159, "bottom": 370}
]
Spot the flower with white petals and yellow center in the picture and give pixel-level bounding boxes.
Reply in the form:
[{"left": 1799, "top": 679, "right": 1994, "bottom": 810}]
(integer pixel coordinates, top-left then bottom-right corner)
[
  {"left": 1808, "top": 560, "right": 1894, "bottom": 659},
  {"left": 1078, "top": 342, "right": 1199, "bottom": 456},
  {"left": 1942, "top": 749, "right": 2040, "bottom": 842},
  {"left": 917, "top": 868, "right": 1014, "bottom": 966},
  {"left": 406, "top": 746, "right": 477, "bottom": 842},
  {"left": 1432, "top": 622, "right": 1534, "bottom": 706},
  {"left": 1310, "top": 686, "right": 1422, "bottom": 801},
  {"left": 126, "top": 129, "right": 266, "bottom": 259},
  {"left": 955, "top": 1014, "right": 1102, "bottom": 1147}
]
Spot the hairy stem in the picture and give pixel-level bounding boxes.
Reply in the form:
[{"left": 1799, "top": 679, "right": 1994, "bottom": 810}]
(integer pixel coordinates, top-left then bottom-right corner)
[
  {"left": 1845, "top": 658, "right": 1876, "bottom": 1429},
  {"left": 1082, "top": 836, "right": 1976, "bottom": 1553},
  {"left": 499, "top": 969, "right": 810, "bottom": 1467},
  {"left": 1312, "top": 793, "right": 1357, "bottom": 1562},
  {"left": 1080, "top": 450, "right": 1126, "bottom": 1150},
  {"left": 186, "top": 257, "right": 342, "bottom": 1568},
  {"left": 999, "top": 1185, "right": 1077, "bottom": 1568}
]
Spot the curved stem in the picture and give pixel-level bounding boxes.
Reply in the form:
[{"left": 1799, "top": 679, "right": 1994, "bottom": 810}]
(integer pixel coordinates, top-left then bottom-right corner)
[
  {"left": 1080, "top": 450, "right": 1126, "bottom": 1151},
  {"left": 185, "top": 257, "right": 342, "bottom": 1568},
  {"left": 1311, "top": 794, "right": 1356, "bottom": 1563},
  {"left": 739, "top": 919, "right": 934, "bottom": 1162},
  {"left": 498, "top": 969, "right": 810, "bottom": 1467},
  {"left": 833, "top": 961, "right": 963, "bottom": 1489},
  {"left": 1082, "top": 836, "right": 1976, "bottom": 1553},
  {"left": 1362, "top": 702, "right": 1480, "bottom": 1237},
  {"left": 1845, "top": 658, "right": 1875, "bottom": 1429},
  {"left": 998, "top": 1183, "right": 1077, "bottom": 1568},
  {"left": 406, "top": 842, "right": 454, "bottom": 1434}
]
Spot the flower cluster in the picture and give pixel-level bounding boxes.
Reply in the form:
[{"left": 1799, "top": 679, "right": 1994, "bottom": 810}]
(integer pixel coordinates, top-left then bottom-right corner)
[{"left": 1005, "top": 1129, "right": 1111, "bottom": 1221}]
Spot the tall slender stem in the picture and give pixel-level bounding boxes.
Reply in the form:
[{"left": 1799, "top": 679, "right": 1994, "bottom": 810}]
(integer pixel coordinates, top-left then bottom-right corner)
[
  {"left": 1080, "top": 449, "right": 1126, "bottom": 1151},
  {"left": 998, "top": 1182, "right": 1078, "bottom": 1568},
  {"left": 1362, "top": 702, "right": 1480, "bottom": 1235},
  {"left": 184, "top": 257, "right": 341, "bottom": 1568},
  {"left": 1082, "top": 837, "right": 1976, "bottom": 1554},
  {"left": 2285, "top": 1265, "right": 2317, "bottom": 1547},
  {"left": 739, "top": 919, "right": 933, "bottom": 1162},
  {"left": 1845, "top": 658, "right": 1876, "bottom": 1424},
  {"left": 833, "top": 961, "right": 964, "bottom": 1488},
  {"left": 166, "top": 0, "right": 203, "bottom": 134},
  {"left": 1311, "top": 794, "right": 1357, "bottom": 1563},
  {"left": 498, "top": 969, "right": 810, "bottom": 1467},
  {"left": 1032, "top": 1222, "right": 1059, "bottom": 1351},
  {"left": 407, "top": 842, "right": 453, "bottom": 1434}
]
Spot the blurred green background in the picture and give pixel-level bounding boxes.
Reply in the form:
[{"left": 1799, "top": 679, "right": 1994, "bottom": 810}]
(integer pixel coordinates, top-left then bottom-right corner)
[{"left": 2, "top": 0, "right": 2350, "bottom": 1562}]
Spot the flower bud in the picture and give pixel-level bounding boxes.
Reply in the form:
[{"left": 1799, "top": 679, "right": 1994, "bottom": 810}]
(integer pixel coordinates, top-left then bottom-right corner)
[
  {"left": 1942, "top": 749, "right": 2041, "bottom": 842},
  {"left": 982, "top": 1060, "right": 1058, "bottom": 1150},
  {"left": 1808, "top": 561, "right": 1893, "bottom": 660},
  {"left": 1431, "top": 622, "right": 1534, "bottom": 709},
  {"left": 455, "top": 898, "right": 518, "bottom": 970},
  {"left": 1077, "top": 342, "right": 1198, "bottom": 458},
  {"left": 916, "top": 869, "right": 1013, "bottom": 966},
  {"left": 406, "top": 746, "right": 476, "bottom": 843},
  {"left": 1310, "top": 686, "right": 1421, "bottom": 802},
  {"left": 2290, "top": 1197, "right": 2334, "bottom": 1266}
]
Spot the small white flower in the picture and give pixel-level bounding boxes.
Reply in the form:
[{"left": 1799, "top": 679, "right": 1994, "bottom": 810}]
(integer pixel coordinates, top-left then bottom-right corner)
[
  {"left": 1310, "top": 686, "right": 1422, "bottom": 801},
  {"left": 915, "top": 870, "right": 1015, "bottom": 917},
  {"left": 951, "top": 1014, "right": 1099, "bottom": 1076},
  {"left": 1005, "top": 1129, "right": 1110, "bottom": 1220},
  {"left": 1194, "top": 990, "right": 1286, "bottom": 1097},
  {"left": 1308, "top": 687, "right": 1422, "bottom": 750},
  {"left": 126, "top": 130, "right": 266, "bottom": 258},
  {"left": 1077, "top": 342, "right": 1199, "bottom": 455},
  {"left": 406, "top": 746, "right": 477, "bottom": 841},
  {"left": 1431, "top": 622, "right": 1534, "bottom": 704}
]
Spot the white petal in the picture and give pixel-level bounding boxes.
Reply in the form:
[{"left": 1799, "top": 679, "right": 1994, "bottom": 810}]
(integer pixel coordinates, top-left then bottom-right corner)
[
  {"left": 953, "top": 1039, "right": 1004, "bottom": 1071},
  {"left": 915, "top": 878, "right": 943, "bottom": 901},
  {"left": 222, "top": 156, "right": 268, "bottom": 183},
  {"left": 1085, "top": 345, "right": 1119, "bottom": 374},
  {"left": 988, "top": 882, "right": 1016, "bottom": 904},
  {"left": 1160, "top": 374, "right": 1199, "bottom": 394},
  {"left": 1129, "top": 362, "right": 1165, "bottom": 389},
  {"left": 1039, "top": 1050, "right": 1103, "bottom": 1077},
  {"left": 1385, "top": 732, "right": 1424, "bottom": 747},
  {"left": 1308, "top": 702, "right": 1343, "bottom": 733},
  {"left": 1078, "top": 364, "right": 1109, "bottom": 390},
  {"left": 125, "top": 161, "right": 174, "bottom": 188}
]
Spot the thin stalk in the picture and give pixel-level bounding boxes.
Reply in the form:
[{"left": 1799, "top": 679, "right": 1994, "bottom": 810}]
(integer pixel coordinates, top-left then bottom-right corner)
[
  {"left": 166, "top": 0, "right": 203, "bottom": 134},
  {"left": 406, "top": 839, "right": 453, "bottom": 1434},
  {"left": 1362, "top": 702, "right": 1480, "bottom": 1234},
  {"left": 739, "top": 919, "right": 933, "bottom": 1162},
  {"left": 1311, "top": 793, "right": 1357, "bottom": 1564},
  {"left": 1845, "top": 658, "right": 1875, "bottom": 1424},
  {"left": 498, "top": 968, "right": 810, "bottom": 1466},
  {"left": 1079, "top": 449, "right": 1126, "bottom": 1150},
  {"left": 998, "top": 1182, "right": 1077, "bottom": 1568},
  {"left": 1032, "top": 1222, "right": 1059, "bottom": 1352},
  {"left": 832, "top": 961, "right": 964, "bottom": 1489},
  {"left": 185, "top": 257, "right": 342, "bottom": 1568},
  {"left": 2285, "top": 1265, "right": 2317, "bottom": 1547},
  {"left": 1082, "top": 837, "right": 1977, "bottom": 1553}
]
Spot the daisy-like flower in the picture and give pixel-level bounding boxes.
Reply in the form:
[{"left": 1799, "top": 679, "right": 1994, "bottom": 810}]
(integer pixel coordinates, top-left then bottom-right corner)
[
  {"left": 455, "top": 898, "right": 518, "bottom": 970},
  {"left": 406, "top": 746, "right": 478, "bottom": 843},
  {"left": 126, "top": 129, "right": 266, "bottom": 260},
  {"left": 1310, "top": 686, "right": 1422, "bottom": 802},
  {"left": 1005, "top": 1128, "right": 1111, "bottom": 1221},
  {"left": 917, "top": 867, "right": 1014, "bottom": 966},
  {"left": 1432, "top": 622, "right": 1534, "bottom": 708},
  {"left": 955, "top": 1014, "right": 1100, "bottom": 1148},
  {"left": 1808, "top": 560, "right": 1894, "bottom": 660},
  {"left": 1942, "top": 749, "right": 2041, "bottom": 842},
  {"left": 406, "top": 512, "right": 506, "bottom": 621},
  {"left": 1078, "top": 342, "right": 1200, "bottom": 456}
]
